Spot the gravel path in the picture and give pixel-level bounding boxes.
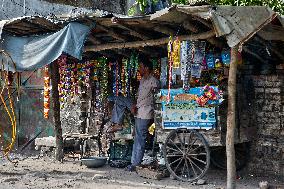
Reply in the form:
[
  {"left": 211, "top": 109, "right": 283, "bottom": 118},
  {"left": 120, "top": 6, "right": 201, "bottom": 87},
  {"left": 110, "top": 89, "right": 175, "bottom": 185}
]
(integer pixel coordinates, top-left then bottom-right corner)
[{"left": 0, "top": 154, "right": 282, "bottom": 189}]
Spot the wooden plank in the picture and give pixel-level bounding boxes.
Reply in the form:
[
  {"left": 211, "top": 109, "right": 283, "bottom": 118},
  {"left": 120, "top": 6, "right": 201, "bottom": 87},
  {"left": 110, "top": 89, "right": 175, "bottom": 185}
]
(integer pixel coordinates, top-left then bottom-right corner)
[
  {"left": 96, "top": 24, "right": 129, "bottom": 41},
  {"left": 85, "top": 30, "right": 215, "bottom": 52}
]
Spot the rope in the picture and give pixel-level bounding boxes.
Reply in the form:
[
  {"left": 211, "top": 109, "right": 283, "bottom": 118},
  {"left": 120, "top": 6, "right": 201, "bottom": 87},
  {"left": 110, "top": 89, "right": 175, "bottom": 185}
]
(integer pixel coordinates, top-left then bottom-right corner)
[{"left": 0, "top": 49, "right": 19, "bottom": 164}]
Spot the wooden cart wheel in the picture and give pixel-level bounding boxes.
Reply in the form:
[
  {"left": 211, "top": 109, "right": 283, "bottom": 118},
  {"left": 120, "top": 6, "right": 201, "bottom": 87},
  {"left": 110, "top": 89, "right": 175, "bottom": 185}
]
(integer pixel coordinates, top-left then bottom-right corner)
[
  {"left": 210, "top": 142, "right": 249, "bottom": 171},
  {"left": 163, "top": 129, "right": 210, "bottom": 182}
]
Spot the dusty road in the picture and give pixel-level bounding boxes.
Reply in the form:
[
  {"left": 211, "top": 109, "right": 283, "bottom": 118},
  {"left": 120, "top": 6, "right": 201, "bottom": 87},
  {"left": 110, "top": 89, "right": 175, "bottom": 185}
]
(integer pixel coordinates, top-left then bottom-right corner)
[{"left": 0, "top": 154, "right": 282, "bottom": 189}]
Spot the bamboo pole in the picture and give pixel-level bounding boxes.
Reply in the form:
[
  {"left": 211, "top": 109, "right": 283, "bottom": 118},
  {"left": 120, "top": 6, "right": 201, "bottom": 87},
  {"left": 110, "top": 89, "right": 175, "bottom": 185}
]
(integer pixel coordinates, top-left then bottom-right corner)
[
  {"left": 50, "top": 61, "right": 64, "bottom": 162},
  {"left": 85, "top": 30, "right": 215, "bottom": 52},
  {"left": 226, "top": 45, "right": 239, "bottom": 189}
]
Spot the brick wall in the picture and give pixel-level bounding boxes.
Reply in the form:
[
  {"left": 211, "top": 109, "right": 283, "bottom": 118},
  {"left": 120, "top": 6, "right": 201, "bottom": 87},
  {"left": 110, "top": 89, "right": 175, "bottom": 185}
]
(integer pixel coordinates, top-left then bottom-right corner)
[{"left": 241, "top": 69, "right": 284, "bottom": 176}]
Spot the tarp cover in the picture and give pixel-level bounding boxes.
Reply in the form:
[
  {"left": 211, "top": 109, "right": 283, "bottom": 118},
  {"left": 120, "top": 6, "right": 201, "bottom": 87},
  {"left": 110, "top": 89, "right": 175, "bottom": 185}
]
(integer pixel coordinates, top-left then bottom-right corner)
[
  {"left": 0, "top": 22, "right": 91, "bottom": 72},
  {"left": 151, "top": 5, "right": 277, "bottom": 47}
]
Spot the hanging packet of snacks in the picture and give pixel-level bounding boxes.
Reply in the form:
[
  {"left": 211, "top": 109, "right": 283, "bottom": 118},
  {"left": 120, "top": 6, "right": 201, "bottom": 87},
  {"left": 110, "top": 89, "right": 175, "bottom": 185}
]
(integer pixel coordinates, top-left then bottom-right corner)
[
  {"left": 160, "top": 57, "right": 168, "bottom": 88},
  {"left": 206, "top": 51, "right": 215, "bottom": 69},
  {"left": 172, "top": 37, "right": 181, "bottom": 69},
  {"left": 191, "top": 41, "right": 206, "bottom": 79},
  {"left": 77, "top": 60, "right": 92, "bottom": 88},
  {"left": 196, "top": 85, "right": 218, "bottom": 106},
  {"left": 167, "top": 36, "right": 174, "bottom": 103},
  {"left": 180, "top": 41, "right": 192, "bottom": 91},
  {"left": 221, "top": 49, "right": 231, "bottom": 66},
  {"left": 43, "top": 66, "right": 50, "bottom": 118},
  {"left": 214, "top": 53, "right": 223, "bottom": 68}
]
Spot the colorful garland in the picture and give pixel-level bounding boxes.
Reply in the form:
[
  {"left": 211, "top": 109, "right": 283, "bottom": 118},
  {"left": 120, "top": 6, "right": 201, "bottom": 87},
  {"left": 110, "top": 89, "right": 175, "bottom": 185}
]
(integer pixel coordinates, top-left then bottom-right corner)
[{"left": 43, "top": 66, "right": 50, "bottom": 119}]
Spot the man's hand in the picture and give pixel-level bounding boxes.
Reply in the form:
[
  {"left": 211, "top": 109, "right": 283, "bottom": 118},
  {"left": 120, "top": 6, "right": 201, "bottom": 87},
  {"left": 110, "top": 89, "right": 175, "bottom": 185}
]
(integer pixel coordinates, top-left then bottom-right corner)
[{"left": 131, "top": 104, "right": 137, "bottom": 115}]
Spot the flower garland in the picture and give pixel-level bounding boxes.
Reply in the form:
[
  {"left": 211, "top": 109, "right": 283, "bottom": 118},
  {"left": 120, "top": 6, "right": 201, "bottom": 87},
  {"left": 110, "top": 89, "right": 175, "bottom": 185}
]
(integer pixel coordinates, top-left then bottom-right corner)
[
  {"left": 57, "top": 55, "right": 71, "bottom": 108},
  {"left": 43, "top": 66, "right": 50, "bottom": 119}
]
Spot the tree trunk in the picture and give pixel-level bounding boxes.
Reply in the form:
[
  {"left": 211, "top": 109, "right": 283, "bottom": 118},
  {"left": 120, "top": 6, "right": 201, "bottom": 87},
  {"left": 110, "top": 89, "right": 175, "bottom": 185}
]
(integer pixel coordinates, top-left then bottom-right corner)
[
  {"left": 50, "top": 61, "right": 64, "bottom": 161},
  {"left": 226, "top": 45, "right": 239, "bottom": 189}
]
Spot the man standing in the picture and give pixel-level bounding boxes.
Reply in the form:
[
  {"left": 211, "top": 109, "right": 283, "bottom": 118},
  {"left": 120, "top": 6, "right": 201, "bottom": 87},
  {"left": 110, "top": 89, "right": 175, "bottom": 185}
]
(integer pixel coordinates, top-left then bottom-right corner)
[{"left": 126, "top": 56, "right": 159, "bottom": 171}]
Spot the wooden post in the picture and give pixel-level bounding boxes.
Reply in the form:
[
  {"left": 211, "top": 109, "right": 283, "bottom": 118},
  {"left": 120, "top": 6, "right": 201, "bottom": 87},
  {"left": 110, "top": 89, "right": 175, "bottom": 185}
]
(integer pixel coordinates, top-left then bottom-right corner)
[
  {"left": 50, "top": 61, "right": 64, "bottom": 161},
  {"left": 226, "top": 45, "right": 239, "bottom": 189}
]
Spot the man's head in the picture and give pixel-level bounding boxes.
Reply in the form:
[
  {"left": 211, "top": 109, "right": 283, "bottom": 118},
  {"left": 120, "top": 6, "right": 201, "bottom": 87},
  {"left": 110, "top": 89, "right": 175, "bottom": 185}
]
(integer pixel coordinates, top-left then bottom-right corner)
[{"left": 138, "top": 55, "right": 153, "bottom": 77}]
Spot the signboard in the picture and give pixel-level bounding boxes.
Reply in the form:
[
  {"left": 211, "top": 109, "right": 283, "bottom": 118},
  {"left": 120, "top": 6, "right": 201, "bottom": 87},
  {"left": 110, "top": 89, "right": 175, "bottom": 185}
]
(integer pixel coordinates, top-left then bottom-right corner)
[{"left": 162, "top": 103, "right": 216, "bottom": 130}]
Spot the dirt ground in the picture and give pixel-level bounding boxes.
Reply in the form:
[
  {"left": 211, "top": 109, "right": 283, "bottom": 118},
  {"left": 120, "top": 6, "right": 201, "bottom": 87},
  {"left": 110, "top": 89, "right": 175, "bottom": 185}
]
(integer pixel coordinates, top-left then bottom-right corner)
[{"left": 0, "top": 153, "right": 283, "bottom": 189}]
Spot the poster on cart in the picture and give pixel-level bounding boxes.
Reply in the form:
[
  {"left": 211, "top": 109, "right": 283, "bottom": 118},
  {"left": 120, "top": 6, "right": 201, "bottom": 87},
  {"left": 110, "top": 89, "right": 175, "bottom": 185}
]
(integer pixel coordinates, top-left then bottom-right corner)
[{"left": 162, "top": 103, "right": 216, "bottom": 130}]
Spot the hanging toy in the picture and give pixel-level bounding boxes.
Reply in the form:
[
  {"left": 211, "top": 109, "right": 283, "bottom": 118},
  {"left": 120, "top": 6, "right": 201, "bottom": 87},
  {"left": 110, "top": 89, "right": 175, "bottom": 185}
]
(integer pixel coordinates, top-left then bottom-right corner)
[
  {"left": 43, "top": 66, "right": 50, "bottom": 118},
  {"left": 196, "top": 85, "right": 218, "bottom": 106}
]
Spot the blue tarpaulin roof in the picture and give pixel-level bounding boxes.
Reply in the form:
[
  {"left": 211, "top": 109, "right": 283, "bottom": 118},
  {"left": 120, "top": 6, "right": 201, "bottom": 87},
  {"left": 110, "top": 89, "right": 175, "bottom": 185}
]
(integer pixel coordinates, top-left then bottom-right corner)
[{"left": 0, "top": 22, "right": 91, "bottom": 72}]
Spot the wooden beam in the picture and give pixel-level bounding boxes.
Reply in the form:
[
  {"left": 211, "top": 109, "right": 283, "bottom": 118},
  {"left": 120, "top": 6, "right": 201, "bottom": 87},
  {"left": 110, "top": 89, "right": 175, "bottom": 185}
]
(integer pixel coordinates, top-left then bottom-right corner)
[
  {"left": 183, "top": 20, "right": 198, "bottom": 33},
  {"left": 258, "top": 24, "right": 284, "bottom": 41},
  {"left": 85, "top": 30, "right": 215, "bottom": 52},
  {"left": 88, "top": 36, "right": 102, "bottom": 45},
  {"left": 153, "top": 25, "right": 176, "bottom": 36},
  {"left": 193, "top": 16, "right": 212, "bottom": 29},
  {"left": 243, "top": 47, "right": 266, "bottom": 64},
  {"left": 96, "top": 24, "right": 128, "bottom": 41},
  {"left": 183, "top": 19, "right": 224, "bottom": 48},
  {"left": 138, "top": 48, "right": 160, "bottom": 57},
  {"left": 255, "top": 36, "right": 284, "bottom": 61},
  {"left": 113, "top": 18, "right": 150, "bottom": 40},
  {"left": 226, "top": 46, "right": 239, "bottom": 189}
]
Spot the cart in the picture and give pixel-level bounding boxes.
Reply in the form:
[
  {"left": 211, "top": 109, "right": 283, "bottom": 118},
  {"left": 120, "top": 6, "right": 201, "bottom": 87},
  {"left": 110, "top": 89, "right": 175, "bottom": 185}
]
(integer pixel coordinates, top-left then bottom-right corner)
[{"left": 153, "top": 83, "right": 252, "bottom": 182}]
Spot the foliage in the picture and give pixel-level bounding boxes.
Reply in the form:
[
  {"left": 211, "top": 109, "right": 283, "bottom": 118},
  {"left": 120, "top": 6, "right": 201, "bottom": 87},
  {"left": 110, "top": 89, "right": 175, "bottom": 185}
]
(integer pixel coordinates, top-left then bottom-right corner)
[
  {"left": 208, "top": 0, "right": 284, "bottom": 14},
  {"left": 171, "top": 0, "right": 284, "bottom": 14}
]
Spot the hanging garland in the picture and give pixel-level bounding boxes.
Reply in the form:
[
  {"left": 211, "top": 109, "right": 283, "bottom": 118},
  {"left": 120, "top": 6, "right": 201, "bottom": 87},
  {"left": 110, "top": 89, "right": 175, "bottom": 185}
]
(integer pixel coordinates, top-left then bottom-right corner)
[
  {"left": 43, "top": 66, "right": 50, "bottom": 119},
  {"left": 98, "top": 57, "right": 109, "bottom": 102},
  {"left": 152, "top": 58, "right": 161, "bottom": 79},
  {"left": 77, "top": 60, "right": 92, "bottom": 88},
  {"left": 167, "top": 36, "right": 174, "bottom": 103},
  {"left": 121, "top": 58, "right": 127, "bottom": 96},
  {"left": 57, "top": 55, "right": 70, "bottom": 108}
]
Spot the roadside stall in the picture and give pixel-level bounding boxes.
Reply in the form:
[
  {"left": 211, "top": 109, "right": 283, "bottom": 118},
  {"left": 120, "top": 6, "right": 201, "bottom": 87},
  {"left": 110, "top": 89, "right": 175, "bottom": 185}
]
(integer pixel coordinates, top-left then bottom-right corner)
[{"left": 0, "top": 4, "right": 283, "bottom": 183}]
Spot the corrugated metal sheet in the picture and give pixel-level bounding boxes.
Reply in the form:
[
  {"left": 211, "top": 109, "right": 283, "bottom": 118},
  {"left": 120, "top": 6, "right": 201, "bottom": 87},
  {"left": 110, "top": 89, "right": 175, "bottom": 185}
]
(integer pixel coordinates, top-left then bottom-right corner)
[{"left": 151, "top": 5, "right": 278, "bottom": 47}]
